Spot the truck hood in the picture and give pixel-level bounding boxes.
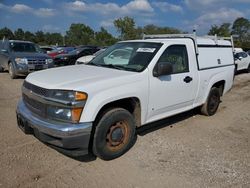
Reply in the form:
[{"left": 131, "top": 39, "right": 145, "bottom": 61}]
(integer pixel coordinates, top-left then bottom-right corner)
[
  {"left": 25, "top": 65, "right": 139, "bottom": 91},
  {"left": 12, "top": 52, "right": 50, "bottom": 59}
]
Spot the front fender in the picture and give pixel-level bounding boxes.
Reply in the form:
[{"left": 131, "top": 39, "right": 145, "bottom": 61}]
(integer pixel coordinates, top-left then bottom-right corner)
[{"left": 80, "top": 80, "right": 148, "bottom": 124}]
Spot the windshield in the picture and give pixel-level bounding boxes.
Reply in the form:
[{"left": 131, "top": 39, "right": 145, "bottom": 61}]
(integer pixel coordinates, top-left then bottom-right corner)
[
  {"left": 10, "top": 42, "right": 39, "bottom": 53},
  {"left": 88, "top": 42, "right": 162, "bottom": 72}
]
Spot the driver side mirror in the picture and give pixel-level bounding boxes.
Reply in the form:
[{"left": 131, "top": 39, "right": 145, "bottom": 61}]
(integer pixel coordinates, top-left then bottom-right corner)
[{"left": 153, "top": 62, "right": 173, "bottom": 77}]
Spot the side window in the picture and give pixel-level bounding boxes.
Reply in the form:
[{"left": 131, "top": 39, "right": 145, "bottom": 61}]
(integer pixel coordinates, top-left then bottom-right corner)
[{"left": 158, "top": 45, "right": 189, "bottom": 74}]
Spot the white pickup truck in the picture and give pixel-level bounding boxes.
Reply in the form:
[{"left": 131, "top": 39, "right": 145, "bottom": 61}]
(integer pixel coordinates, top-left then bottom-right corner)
[{"left": 16, "top": 34, "right": 235, "bottom": 160}]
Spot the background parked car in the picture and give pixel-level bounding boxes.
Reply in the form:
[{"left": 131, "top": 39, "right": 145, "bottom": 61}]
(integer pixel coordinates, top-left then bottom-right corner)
[
  {"left": 234, "top": 51, "right": 250, "bottom": 73},
  {"left": 40, "top": 46, "right": 56, "bottom": 54},
  {"left": 54, "top": 47, "right": 99, "bottom": 66},
  {"left": 76, "top": 48, "right": 106, "bottom": 64},
  {"left": 0, "top": 40, "right": 54, "bottom": 79},
  {"left": 47, "top": 47, "right": 75, "bottom": 59}
]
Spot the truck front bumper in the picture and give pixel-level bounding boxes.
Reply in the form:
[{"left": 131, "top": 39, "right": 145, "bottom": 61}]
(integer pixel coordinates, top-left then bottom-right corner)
[{"left": 16, "top": 99, "right": 93, "bottom": 156}]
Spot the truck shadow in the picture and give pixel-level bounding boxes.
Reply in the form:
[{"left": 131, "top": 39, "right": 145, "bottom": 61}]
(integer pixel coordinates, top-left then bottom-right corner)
[
  {"left": 50, "top": 107, "right": 200, "bottom": 162},
  {"left": 137, "top": 107, "right": 200, "bottom": 136},
  {"left": 46, "top": 143, "right": 97, "bottom": 162}
]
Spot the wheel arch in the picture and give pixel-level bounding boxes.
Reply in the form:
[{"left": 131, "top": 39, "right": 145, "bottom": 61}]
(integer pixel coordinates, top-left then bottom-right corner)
[
  {"left": 211, "top": 80, "right": 225, "bottom": 96},
  {"left": 93, "top": 97, "right": 141, "bottom": 128}
]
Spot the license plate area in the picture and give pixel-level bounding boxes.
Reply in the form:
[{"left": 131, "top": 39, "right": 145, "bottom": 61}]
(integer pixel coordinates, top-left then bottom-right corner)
[
  {"left": 35, "top": 65, "right": 43, "bottom": 70},
  {"left": 28, "top": 64, "right": 48, "bottom": 72}
]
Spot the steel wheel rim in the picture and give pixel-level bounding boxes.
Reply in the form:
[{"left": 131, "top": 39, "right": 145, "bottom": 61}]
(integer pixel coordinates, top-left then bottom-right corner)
[{"left": 106, "top": 120, "right": 130, "bottom": 151}]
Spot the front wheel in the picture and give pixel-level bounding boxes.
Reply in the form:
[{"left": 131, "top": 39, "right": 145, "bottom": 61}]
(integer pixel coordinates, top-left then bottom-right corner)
[
  {"left": 8, "top": 63, "right": 17, "bottom": 79},
  {"left": 201, "top": 87, "right": 221, "bottom": 116},
  {"left": 93, "top": 108, "right": 136, "bottom": 160}
]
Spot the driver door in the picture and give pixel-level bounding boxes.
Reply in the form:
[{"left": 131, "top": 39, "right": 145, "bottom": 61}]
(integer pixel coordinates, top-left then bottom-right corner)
[{"left": 147, "top": 44, "right": 197, "bottom": 123}]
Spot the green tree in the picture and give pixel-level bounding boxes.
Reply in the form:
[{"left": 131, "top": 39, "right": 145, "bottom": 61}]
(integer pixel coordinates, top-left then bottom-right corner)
[
  {"left": 35, "top": 31, "right": 45, "bottom": 44},
  {"left": 65, "top": 23, "right": 95, "bottom": 45},
  {"left": 14, "top": 28, "right": 25, "bottom": 40},
  {"left": 231, "top": 17, "right": 250, "bottom": 49},
  {"left": 140, "top": 24, "right": 182, "bottom": 36},
  {"left": 114, "top": 16, "right": 137, "bottom": 40},
  {"left": 0, "top": 27, "right": 14, "bottom": 40},
  {"left": 24, "top": 31, "right": 35, "bottom": 42},
  {"left": 232, "top": 17, "right": 250, "bottom": 40},
  {"left": 208, "top": 23, "right": 231, "bottom": 37},
  {"left": 94, "top": 27, "right": 117, "bottom": 46},
  {"left": 44, "top": 32, "right": 63, "bottom": 46}
]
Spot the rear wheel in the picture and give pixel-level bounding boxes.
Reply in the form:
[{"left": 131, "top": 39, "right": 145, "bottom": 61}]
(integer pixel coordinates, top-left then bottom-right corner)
[
  {"left": 201, "top": 87, "right": 220, "bottom": 116},
  {"left": 93, "top": 108, "right": 136, "bottom": 160},
  {"left": 234, "top": 64, "right": 238, "bottom": 75},
  {"left": 8, "top": 63, "right": 17, "bottom": 79},
  {"left": 0, "top": 66, "right": 3, "bottom": 72}
]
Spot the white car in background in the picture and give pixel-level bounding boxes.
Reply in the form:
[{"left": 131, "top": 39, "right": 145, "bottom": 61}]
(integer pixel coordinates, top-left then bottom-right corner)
[
  {"left": 76, "top": 48, "right": 106, "bottom": 64},
  {"left": 234, "top": 49, "right": 250, "bottom": 73}
]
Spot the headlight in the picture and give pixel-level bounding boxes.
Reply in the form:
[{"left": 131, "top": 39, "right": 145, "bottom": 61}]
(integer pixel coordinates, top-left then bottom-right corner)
[
  {"left": 45, "top": 59, "right": 53, "bottom": 64},
  {"left": 76, "top": 61, "right": 83, "bottom": 65},
  {"left": 50, "top": 90, "right": 87, "bottom": 102},
  {"left": 47, "top": 90, "right": 87, "bottom": 123},
  {"left": 15, "top": 58, "right": 28, "bottom": 64},
  {"left": 47, "top": 106, "right": 83, "bottom": 123}
]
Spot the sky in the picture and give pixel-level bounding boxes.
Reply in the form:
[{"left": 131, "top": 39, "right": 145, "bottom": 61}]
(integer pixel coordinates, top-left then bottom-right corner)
[{"left": 0, "top": 0, "right": 249, "bottom": 36}]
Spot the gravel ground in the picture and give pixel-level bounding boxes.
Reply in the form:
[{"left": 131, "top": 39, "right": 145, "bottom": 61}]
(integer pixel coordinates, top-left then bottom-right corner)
[{"left": 0, "top": 71, "right": 249, "bottom": 188}]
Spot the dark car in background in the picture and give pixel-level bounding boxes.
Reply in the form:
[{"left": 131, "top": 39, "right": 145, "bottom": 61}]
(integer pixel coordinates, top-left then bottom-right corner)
[
  {"left": 0, "top": 40, "right": 54, "bottom": 79},
  {"left": 53, "top": 46, "right": 100, "bottom": 66},
  {"left": 47, "top": 47, "right": 75, "bottom": 59}
]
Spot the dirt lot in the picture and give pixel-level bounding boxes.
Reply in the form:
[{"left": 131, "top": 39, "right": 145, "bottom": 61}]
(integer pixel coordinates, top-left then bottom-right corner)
[{"left": 0, "top": 71, "right": 249, "bottom": 188}]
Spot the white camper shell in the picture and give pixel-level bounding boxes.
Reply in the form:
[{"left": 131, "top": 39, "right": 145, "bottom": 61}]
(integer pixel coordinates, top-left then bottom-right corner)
[{"left": 143, "top": 34, "right": 234, "bottom": 71}]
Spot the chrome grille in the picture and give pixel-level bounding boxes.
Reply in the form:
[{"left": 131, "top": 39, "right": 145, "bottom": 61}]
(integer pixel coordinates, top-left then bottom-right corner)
[
  {"left": 28, "top": 59, "right": 46, "bottom": 65},
  {"left": 23, "top": 94, "right": 46, "bottom": 117},
  {"left": 22, "top": 81, "right": 49, "bottom": 117},
  {"left": 23, "top": 81, "right": 49, "bottom": 97}
]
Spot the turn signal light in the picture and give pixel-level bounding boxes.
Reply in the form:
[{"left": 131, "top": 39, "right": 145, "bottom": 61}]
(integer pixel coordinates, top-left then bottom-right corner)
[
  {"left": 75, "top": 92, "right": 87, "bottom": 101},
  {"left": 72, "top": 108, "right": 83, "bottom": 122}
]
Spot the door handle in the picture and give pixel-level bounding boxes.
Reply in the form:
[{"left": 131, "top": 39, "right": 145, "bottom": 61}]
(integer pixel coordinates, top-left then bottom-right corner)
[{"left": 183, "top": 76, "right": 193, "bottom": 83}]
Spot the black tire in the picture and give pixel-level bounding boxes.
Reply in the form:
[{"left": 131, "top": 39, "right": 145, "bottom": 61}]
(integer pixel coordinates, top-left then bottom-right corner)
[
  {"left": 0, "top": 66, "right": 3, "bottom": 72},
  {"left": 8, "top": 63, "right": 17, "bottom": 79},
  {"left": 234, "top": 65, "right": 238, "bottom": 75},
  {"left": 247, "top": 64, "right": 250, "bottom": 73},
  {"left": 93, "top": 108, "right": 136, "bottom": 160},
  {"left": 201, "top": 87, "right": 220, "bottom": 116}
]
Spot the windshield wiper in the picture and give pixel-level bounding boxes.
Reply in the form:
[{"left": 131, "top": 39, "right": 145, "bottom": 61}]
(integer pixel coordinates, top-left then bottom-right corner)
[
  {"left": 100, "top": 64, "right": 124, "bottom": 70},
  {"left": 87, "top": 62, "right": 102, "bottom": 67},
  {"left": 87, "top": 63, "right": 138, "bottom": 72}
]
